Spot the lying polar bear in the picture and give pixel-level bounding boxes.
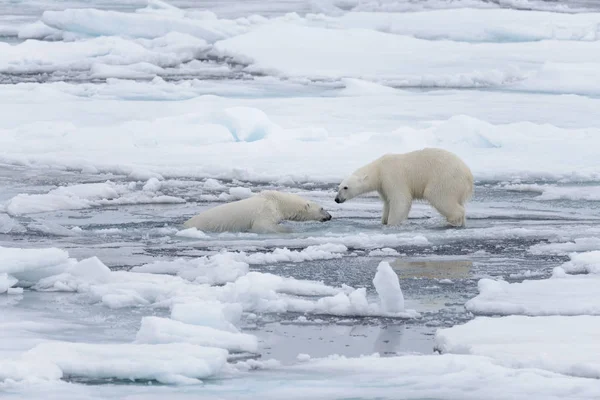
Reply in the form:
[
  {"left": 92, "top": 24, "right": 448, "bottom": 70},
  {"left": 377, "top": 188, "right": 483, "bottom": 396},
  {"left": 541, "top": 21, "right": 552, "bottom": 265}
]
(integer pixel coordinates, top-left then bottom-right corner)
[
  {"left": 184, "top": 190, "right": 332, "bottom": 233},
  {"left": 335, "top": 148, "right": 473, "bottom": 227}
]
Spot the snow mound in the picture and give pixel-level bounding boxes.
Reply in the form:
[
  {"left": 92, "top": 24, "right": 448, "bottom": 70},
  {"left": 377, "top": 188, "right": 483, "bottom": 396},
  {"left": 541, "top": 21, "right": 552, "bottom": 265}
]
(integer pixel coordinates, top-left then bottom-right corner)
[
  {"left": 209, "top": 107, "right": 280, "bottom": 142},
  {"left": 135, "top": 316, "right": 258, "bottom": 353},
  {"left": 23, "top": 342, "right": 227, "bottom": 384},
  {"left": 435, "top": 315, "right": 600, "bottom": 378},
  {"left": 466, "top": 276, "right": 600, "bottom": 316}
]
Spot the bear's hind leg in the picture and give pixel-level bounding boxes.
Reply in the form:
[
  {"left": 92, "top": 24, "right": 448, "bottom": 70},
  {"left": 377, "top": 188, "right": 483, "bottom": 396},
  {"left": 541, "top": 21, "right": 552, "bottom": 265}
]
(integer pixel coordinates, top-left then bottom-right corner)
[{"left": 429, "top": 198, "right": 466, "bottom": 227}]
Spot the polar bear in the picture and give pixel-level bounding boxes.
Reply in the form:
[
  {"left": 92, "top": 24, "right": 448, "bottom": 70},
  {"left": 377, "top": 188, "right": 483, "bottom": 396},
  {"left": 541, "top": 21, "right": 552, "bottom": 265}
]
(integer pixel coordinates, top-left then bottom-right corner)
[
  {"left": 334, "top": 148, "right": 473, "bottom": 227},
  {"left": 184, "top": 190, "right": 332, "bottom": 233}
]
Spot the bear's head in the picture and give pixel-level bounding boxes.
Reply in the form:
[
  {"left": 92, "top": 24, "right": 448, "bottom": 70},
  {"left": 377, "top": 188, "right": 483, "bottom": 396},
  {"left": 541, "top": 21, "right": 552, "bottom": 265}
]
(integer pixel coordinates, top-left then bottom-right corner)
[
  {"left": 335, "top": 174, "right": 366, "bottom": 204},
  {"left": 301, "top": 201, "right": 332, "bottom": 222}
]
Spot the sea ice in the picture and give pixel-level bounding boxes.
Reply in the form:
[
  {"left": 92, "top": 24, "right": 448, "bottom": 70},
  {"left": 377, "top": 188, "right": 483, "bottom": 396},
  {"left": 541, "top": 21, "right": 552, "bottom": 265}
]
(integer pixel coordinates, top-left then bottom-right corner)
[
  {"left": 436, "top": 315, "right": 600, "bottom": 378},
  {"left": 466, "top": 275, "right": 600, "bottom": 316},
  {"left": 23, "top": 341, "right": 228, "bottom": 384},
  {"left": 135, "top": 316, "right": 258, "bottom": 353}
]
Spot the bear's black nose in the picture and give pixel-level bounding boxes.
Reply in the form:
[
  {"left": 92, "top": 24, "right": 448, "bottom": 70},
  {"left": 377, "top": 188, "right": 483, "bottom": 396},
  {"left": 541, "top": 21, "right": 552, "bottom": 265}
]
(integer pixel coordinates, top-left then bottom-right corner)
[{"left": 334, "top": 197, "right": 341, "bottom": 203}]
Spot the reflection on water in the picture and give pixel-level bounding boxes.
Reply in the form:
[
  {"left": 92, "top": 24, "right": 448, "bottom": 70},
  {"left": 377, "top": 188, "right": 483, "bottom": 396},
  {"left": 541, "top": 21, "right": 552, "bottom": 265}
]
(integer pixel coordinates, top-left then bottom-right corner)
[{"left": 391, "top": 259, "right": 473, "bottom": 280}]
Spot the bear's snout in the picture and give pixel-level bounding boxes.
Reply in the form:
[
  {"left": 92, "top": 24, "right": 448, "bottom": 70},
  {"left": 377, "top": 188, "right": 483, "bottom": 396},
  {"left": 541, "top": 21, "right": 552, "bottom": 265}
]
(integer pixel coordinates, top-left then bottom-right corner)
[
  {"left": 334, "top": 196, "right": 344, "bottom": 204},
  {"left": 321, "top": 211, "right": 332, "bottom": 222}
]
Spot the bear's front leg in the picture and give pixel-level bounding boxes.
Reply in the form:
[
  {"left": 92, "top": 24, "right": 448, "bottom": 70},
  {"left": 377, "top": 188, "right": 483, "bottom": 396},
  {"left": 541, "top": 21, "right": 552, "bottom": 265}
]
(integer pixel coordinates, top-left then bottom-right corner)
[
  {"left": 251, "top": 220, "right": 290, "bottom": 233},
  {"left": 382, "top": 200, "right": 390, "bottom": 225},
  {"left": 386, "top": 197, "right": 412, "bottom": 226}
]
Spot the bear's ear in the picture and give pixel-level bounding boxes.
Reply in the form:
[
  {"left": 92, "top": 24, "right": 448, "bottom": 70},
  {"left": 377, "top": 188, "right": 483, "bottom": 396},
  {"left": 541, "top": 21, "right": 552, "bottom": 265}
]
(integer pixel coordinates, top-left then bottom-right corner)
[
  {"left": 360, "top": 174, "right": 369, "bottom": 182},
  {"left": 305, "top": 203, "right": 311, "bottom": 210}
]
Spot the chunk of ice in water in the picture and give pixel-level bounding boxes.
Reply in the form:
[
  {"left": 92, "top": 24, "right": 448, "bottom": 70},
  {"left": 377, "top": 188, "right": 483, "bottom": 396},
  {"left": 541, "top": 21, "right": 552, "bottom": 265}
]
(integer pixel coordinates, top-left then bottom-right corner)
[{"left": 373, "top": 261, "right": 404, "bottom": 313}]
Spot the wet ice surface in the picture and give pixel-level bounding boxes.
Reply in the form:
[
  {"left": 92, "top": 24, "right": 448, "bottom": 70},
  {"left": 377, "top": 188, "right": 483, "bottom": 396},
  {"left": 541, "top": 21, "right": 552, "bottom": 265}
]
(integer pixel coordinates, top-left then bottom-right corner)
[{"left": 1, "top": 165, "right": 593, "bottom": 366}]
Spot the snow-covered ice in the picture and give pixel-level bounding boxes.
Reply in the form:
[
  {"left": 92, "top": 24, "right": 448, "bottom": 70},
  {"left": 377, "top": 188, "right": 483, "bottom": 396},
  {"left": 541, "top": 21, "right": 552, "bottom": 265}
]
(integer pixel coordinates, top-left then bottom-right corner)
[
  {"left": 466, "top": 274, "right": 600, "bottom": 316},
  {"left": 436, "top": 315, "right": 600, "bottom": 378},
  {"left": 2, "top": 0, "right": 600, "bottom": 397},
  {"left": 23, "top": 341, "right": 228, "bottom": 384},
  {"left": 135, "top": 316, "right": 258, "bottom": 353},
  {"left": 529, "top": 238, "right": 600, "bottom": 255},
  {"left": 4, "top": 181, "right": 185, "bottom": 216}
]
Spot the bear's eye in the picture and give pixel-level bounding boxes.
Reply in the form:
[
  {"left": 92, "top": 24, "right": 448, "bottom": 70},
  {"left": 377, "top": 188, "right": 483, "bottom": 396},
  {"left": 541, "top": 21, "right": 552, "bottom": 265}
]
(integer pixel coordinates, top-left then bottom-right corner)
[{"left": 343, "top": 186, "right": 348, "bottom": 190}]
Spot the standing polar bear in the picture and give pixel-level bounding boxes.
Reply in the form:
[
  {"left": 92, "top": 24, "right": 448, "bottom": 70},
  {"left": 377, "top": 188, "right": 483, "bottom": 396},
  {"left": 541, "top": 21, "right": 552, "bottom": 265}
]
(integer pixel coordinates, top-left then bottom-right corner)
[
  {"left": 335, "top": 148, "right": 473, "bottom": 227},
  {"left": 184, "top": 190, "right": 332, "bottom": 233}
]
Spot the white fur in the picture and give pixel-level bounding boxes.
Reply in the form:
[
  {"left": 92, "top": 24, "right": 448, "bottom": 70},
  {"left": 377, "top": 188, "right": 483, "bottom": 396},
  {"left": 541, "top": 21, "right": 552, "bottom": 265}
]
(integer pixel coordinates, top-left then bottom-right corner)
[
  {"left": 184, "top": 190, "right": 332, "bottom": 233},
  {"left": 335, "top": 148, "right": 474, "bottom": 227}
]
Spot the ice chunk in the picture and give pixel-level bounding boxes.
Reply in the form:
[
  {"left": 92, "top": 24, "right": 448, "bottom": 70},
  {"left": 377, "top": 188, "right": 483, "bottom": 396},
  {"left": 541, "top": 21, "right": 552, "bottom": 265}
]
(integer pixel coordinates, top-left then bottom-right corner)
[
  {"left": 5, "top": 181, "right": 185, "bottom": 216},
  {"left": 373, "top": 261, "right": 404, "bottom": 313},
  {"left": 42, "top": 8, "right": 249, "bottom": 42},
  {"left": 23, "top": 342, "right": 227, "bottom": 384},
  {"left": 171, "top": 301, "right": 243, "bottom": 332},
  {"left": 132, "top": 245, "right": 347, "bottom": 284},
  {"left": 560, "top": 251, "right": 600, "bottom": 274},
  {"left": 504, "top": 183, "right": 600, "bottom": 201},
  {"left": 17, "top": 20, "right": 62, "bottom": 40},
  {"left": 6, "top": 193, "right": 95, "bottom": 216},
  {"left": 0, "top": 273, "right": 18, "bottom": 294},
  {"left": 466, "top": 276, "right": 600, "bottom": 316},
  {"left": 0, "top": 246, "right": 71, "bottom": 286},
  {"left": 131, "top": 252, "right": 249, "bottom": 285},
  {"left": 0, "top": 213, "right": 25, "bottom": 234},
  {"left": 203, "top": 178, "right": 225, "bottom": 191},
  {"left": 228, "top": 186, "right": 253, "bottom": 199},
  {"left": 529, "top": 238, "right": 600, "bottom": 255},
  {"left": 368, "top": 248, "right": 400, "bottom": 257},
  {"left": 27, "top": 221, "right": 78, "bottom": 237},
  {"left": 435, "top": 315, "right": 600, "bottom": 378},
  {"left": 0, "top": 359, "right": 62, "bottom": 383},
  {"left": 142, "top": 177, "right": 162, "bottom": 192},
  {"left": 135, "top": 316, "right": 258, "bottom": 353}
]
